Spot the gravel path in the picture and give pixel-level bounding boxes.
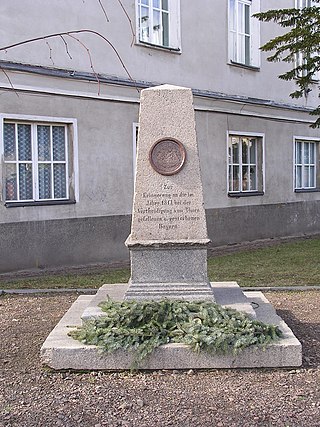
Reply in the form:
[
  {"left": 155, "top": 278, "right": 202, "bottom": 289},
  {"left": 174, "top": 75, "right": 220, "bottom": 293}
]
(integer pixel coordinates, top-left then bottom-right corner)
[{"left": 0, "top": 291, "right": 319, "bottom": 427}]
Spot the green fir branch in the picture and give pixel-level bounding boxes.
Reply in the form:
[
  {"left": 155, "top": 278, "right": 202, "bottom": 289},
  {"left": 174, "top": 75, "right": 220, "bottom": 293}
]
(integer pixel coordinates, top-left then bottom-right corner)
[
  {"left": 254, "top": 3, "right": 320, "bottom": 127},
  {"left": 70, "top": 299, "right": 283, "bottom": 369}
]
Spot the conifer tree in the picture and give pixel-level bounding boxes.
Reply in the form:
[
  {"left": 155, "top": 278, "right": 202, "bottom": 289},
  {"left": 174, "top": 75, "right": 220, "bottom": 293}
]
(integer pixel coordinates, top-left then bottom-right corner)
[{"left": 254, "top": 1, "right": 320, "bottom": 127}]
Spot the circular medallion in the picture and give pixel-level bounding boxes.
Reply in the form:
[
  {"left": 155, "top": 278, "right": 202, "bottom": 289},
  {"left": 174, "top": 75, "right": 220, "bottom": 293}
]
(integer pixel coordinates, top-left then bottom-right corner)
[{"left": 149, "top": 138, "right": 186, "bottom": 176}]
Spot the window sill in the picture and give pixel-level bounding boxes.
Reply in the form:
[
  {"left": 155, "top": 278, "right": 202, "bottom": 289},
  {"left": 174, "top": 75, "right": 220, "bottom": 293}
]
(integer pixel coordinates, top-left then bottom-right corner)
[
  {"left": 229, "top": 61, "right": 260, "bottom": 72},
  {"left": 136, "top": 40, "right": 181, "bottom": 54},
  {"left": 294, "top": 188, "right": 320, "bottom": 193},
  {"left": 228, "top": 191, "right": 264, "bottom": 198},
  {"left": 5, "top": 200, "right": 76, "bottom": 208}
]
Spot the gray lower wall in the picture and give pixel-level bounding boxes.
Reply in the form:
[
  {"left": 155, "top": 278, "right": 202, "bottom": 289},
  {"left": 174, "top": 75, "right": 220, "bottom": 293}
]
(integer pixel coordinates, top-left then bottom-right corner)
[
  {"left": 206, "top": 200, "right": 320, "bottom": 246},
  {"left": 1, "top": 199, "right": 319, "bottom": 273},
  {"left": 0, "top": 215, "right": 131, "bottom": 273}
]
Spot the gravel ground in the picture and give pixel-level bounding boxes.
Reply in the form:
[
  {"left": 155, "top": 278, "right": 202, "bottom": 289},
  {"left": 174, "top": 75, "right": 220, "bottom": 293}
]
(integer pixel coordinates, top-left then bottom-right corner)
[{"left": 0, "top": 291, "right": 319, "bottom": 427}]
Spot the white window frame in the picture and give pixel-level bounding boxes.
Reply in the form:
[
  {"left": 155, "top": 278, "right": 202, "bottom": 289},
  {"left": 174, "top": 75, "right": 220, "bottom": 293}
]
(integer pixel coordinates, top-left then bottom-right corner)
[
  {"left": 136, "top": 0, "right": 181, "bottom": 51},
  {"left": 293, "top": 136, "right": 320, "bottom": 191},
  {"left": 227, "top": 131, "right": 265, "bottom": 195},
  {"left": 228, "top": 0, "right": 260, "bottom": 67},
  {"left": 0, "top": 114, "right": 79, "bottom": 205},
  {"left": 132, "top": 122, "right": 139, "bottom": 180}
]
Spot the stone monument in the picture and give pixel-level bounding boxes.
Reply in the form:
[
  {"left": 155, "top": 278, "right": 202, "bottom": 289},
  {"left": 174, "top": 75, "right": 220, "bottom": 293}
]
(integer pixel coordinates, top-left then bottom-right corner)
[
  {"left": 125, "top": 84, "right": 214, "bottom": 301},
  {"left": 40, "top": 85, "right": 302, "bottom": 371}
]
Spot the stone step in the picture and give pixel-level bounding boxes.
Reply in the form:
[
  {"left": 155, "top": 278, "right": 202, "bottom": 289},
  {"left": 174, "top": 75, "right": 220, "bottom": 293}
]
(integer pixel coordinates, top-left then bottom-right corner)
[{"left": 125, "top": 282, "right": 215, "bottom": 300}]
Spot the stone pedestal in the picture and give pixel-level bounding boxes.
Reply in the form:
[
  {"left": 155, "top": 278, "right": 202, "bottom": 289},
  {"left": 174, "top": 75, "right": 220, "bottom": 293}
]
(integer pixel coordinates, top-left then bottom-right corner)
[
  {"left": 125, "top": 84, "right": 214, "bottom": 300},
  {"left": 125, "top": 245, "right": 213, "bottom": 300}
]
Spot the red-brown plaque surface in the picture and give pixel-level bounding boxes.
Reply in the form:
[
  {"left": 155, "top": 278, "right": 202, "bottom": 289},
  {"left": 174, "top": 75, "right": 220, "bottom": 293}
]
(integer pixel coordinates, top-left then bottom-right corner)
[{"left": 149, "top": 138, "right": 186, "bottom": 176}]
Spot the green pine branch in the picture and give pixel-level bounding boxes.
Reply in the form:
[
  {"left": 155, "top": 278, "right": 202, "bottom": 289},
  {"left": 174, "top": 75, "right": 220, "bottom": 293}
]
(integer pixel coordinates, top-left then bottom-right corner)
[
  {"left": 254, "top": 4, "right": 320, "bottom": 127},
  {"left": 70, "top": 299, "right": 282, "bottom": 370}
]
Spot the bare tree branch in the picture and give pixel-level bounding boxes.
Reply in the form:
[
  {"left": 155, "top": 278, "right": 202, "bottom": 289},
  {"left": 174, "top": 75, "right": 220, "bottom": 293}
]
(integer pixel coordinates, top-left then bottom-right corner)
[
  {"left": 0, "top": 29, "right": 135, "bottom": 88},
  {"left": 0, "top": 64, "right": 19, "bottom": 96},
  {"left": 68, "top": 33, "right": 101, "bottom": 95},
  {"left": 45, "top": 40, "right": 54, "bottom": 65},
  {"left": 117, "top": 0, "right": 136, "bottom": 46},
  {"left": 60, "top": 35, "right": 73, "bottom": 60},
  {"left": 97, "top": 0, "right": 110, "bottom": 23}
]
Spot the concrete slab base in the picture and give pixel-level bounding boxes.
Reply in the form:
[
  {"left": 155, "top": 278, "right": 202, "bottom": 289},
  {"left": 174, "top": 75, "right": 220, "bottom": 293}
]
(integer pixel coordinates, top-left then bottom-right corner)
[{"left": 40, "top": 283, "right": 302, "bottom": 370}]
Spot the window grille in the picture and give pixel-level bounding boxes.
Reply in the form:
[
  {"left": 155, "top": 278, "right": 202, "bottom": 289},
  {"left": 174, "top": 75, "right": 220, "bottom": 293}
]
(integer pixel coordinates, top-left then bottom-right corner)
[
  {"left": 295, "top": 140, "right": 317, "bottom": 189},
  {"left": 3, "top": 121, "right": 69, "bottom": 202},
  {"left": 228, "top": 134, "right": 264, "bottom": 194}
]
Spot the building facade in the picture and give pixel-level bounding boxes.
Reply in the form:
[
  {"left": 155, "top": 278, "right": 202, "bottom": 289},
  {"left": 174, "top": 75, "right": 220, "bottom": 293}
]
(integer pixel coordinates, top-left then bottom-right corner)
[{"left": 0, "top": 0, "right": 319, "bottom": 273}]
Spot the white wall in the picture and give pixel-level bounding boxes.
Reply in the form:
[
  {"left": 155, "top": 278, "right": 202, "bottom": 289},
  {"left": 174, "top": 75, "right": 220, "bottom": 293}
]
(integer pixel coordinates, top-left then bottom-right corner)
[
  {"left": 0, "top": 0, "right": 318, "bottom": 108},
  {"left": 0, "top": 78, "right": 319, "bottom": 224}
]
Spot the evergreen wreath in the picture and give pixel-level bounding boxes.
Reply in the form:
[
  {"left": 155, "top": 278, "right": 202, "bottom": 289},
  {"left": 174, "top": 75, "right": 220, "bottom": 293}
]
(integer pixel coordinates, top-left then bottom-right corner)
[{"left": 70, "top": 299, "right": 282, "bottom": 369}]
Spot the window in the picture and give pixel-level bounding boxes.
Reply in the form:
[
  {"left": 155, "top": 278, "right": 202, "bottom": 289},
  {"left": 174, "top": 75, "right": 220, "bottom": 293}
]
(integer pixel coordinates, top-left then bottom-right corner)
[
  {"left": 228, "top": 0, "right": 260, "bottom": 67},
  {"left": 295, "top": 0, "right": 319, "bottom": 80},
  {"left": 296, "top": 0, "right": 318, "bottom": 8},
  {"left": 136, "top": 0, "right": 180, "bottom": 50},
  {"left": 228, "top": 133, "right": 264, "bottom": 194},
  {"left": 1, "top": 116, "right": 78, "bottom": 205},
  {"left": 294, "top": 139, "right": 319, "bottom": 190}
]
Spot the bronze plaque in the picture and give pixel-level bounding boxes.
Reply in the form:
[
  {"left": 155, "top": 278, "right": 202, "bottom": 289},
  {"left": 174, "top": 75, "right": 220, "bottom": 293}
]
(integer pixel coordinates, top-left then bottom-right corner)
[{"left": 149, "top": 138, "right": 186, "bottom": 176}]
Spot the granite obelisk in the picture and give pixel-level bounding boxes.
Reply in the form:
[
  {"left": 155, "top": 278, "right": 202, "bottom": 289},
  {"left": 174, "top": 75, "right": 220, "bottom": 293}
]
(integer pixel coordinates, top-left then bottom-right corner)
[{"left": 125, "top": 85, "right": 214, "bottom": 300}]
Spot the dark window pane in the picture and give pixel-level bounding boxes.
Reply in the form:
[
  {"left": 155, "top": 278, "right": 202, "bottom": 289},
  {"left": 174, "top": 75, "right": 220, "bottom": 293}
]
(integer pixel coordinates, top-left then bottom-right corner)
[
  {"left": 249, "top": 139, "right": 256, "bottom": 164},
  {"left": 245, "top": 35, "right": 250, "bottom": 65},
  {"left": 18, "top": 124, "right": 32, "bottom": 161},
  {"left": 310, "top": 166, "right": 315, "bottom": 187},
  {"left": 19, "top": 163, "right": 33, "bottom": 200},
  {"left": 38, "top": 125, "right": 51, "bottom": 161},
  {"left": 52, "top": 126, "right": 66, "bottom": 161},
  {"left": 153, "top": 10, "right": 161, "bottom": 43},
  {"left": 162, "top": 0, "right": 168, "bottom": 11},
  {"left": 303, "top": 167, "right": 310, "bottom": 187},
  {"left": 296, "top": 142, "right": 302, "bottom": 164},
  {"left": 5, "top": 163, "right": 17, "bottom": 200},
  {"left": 232, "top": 166, "right": 240, "bottom": 191},
  {"left": 38, "top": 164, "right": 52, "bottom": 199},
  {"left": 140, "top": 6, "right": 150, "bottom": 41},
  {"left": 242, "top": 138, "right": 249, "bottom": 164},
  {"left": 310, "top": 143, "right": 315, "bottom": 163},
  {"left": 296, "top": 165, "right": 302, "bottom": 188},
  {"left": 162, "top": 12, "right": 169, "bottom": 46},
  {"left": 242, "top": 165, "right": 249, "bottom": 190},
  {"left": 244, "top": 4, "right": 250, "bottom": 34},
  {"left": 250, "top": 166, "right": 257, "bottom": 190},
  {"left": 303, "top": 142, "right": 310, "bottom": 164},
  {"left": 231, "top": 138, "right": 239, "bottom": 163},
  {"left": 4, "top": 123, "right": 16, "bottom": 161},
  {"left": 230, "top": 0, "right": 236, "bottom": 31},
  {"left": 54, "top": 164, "right": 67, "bottom": 198}
]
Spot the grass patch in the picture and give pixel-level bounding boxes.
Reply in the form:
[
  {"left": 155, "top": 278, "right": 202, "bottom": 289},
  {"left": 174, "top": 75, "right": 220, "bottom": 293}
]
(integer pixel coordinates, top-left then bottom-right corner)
[
  {"left": 70, "top": 299, "right": 282, "bottom": 369},
  {"left": 208, "top": 238, "right": 320, "bottom": 287},
  {"left": 0, "top": 269, "right": 130, "bottom": 290},
  {"left": 1, "top": 237, "right": 319, "bottom": 289}
]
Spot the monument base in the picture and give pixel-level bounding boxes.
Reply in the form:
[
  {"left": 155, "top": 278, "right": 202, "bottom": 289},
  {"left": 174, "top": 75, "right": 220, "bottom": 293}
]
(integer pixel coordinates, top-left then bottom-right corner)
[
  {"left": 124, "top": 281, "right": 215, "bottom": 301},
  {"left": 40, "top": 282, "right": 302, "bottom": 370},
  {"left": 125, "top": 241, "right": 214, "bottom": 301}
]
